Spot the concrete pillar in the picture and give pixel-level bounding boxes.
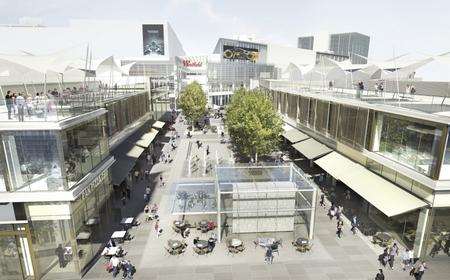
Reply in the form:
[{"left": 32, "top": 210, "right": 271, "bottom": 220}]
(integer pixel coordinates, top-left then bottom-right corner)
[{"left": 414, "top": 208, "right": 434, "bottom": 259}]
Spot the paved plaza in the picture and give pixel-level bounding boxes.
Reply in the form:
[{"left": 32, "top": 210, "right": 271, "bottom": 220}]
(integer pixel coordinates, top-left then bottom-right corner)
[{"left": 83, "top": 117, "right": 447, "bottom": 280}]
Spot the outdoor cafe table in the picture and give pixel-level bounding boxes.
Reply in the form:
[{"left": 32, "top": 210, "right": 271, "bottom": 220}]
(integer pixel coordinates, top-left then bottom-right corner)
[
  {"left": 254, "top": 237, "right": 275, "bottom": 248},
  {"left": 120, "top": 217, "right": 135, "bottom": 229},
  {"left": 195, "top": 240, "right": 209, "bottom": 249},
  {"left": 168, "top": 240, "right": 183, "bottom": 249},
  {"left": 101, "top": 246, "right": 121, "bottom": 257},
  {"left": 229, "top": 239, "right": 243, "bottom": 248},
  {"left": 295, "top": 237, "right": 309, "bottom": 246},
  {"left": 85, "top": 218, "right": 100, "bottom": 226},
  {"left": 111, "top": 231, "right": 127, "bottom": 243}
]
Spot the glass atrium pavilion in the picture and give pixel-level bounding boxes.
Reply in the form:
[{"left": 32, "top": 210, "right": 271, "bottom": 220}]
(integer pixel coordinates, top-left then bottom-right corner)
[{"left": 171, "top": 164, "right": 317, "bottom": 242}]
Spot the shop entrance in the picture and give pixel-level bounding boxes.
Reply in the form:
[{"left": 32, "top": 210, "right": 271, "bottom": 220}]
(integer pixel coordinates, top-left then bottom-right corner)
[{"left": 0, "top": 222, "right": 36, "bottom": 280}]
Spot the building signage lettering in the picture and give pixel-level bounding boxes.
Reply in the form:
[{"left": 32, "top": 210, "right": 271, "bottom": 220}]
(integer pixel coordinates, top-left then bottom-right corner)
[
  {"left": 80, "top": 169, "right": 109, "bottom": 199},
  {"left": 182, "top": 59, "right": 203, "bottom": 67}
]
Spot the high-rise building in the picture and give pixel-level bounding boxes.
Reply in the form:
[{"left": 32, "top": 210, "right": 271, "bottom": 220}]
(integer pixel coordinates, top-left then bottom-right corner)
[{"left": 298, "top": 32, "right": 370, "bottom": 64}]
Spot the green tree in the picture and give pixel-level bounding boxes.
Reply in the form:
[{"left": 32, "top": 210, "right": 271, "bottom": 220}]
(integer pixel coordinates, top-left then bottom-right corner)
[
  {"left": 178, "top": 81, "right": 207, "bottom": 124},
  {"left": 226, "top": 88, "right": 283, "bottom": 161}
]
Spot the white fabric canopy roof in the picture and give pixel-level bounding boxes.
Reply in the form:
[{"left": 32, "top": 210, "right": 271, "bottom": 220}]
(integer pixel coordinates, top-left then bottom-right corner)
[{"left": 315, "top": 152, "right": 427, "bottom": 217}]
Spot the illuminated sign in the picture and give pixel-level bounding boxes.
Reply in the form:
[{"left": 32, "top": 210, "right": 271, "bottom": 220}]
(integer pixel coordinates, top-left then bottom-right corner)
[
  {"left": 223, "top": 45, "right": 259, "bottom": 62},
  {"left": 182, "top": 59, "right": 203, "bottom": 67}
]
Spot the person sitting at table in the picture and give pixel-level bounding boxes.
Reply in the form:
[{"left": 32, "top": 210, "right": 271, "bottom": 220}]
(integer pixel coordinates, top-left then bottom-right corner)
[
  {"left": 181, "top": 227, "right": 190, "bottom": 238},
  {"left": 193, "top": 237, "right": 199, "bottom": 245},
  {"left": 208, "top": 238, "right": 216, "bottom": 252}
]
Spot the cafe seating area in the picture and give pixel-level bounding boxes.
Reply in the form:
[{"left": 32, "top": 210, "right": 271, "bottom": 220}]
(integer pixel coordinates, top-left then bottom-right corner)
[
  {"left": 165, "top": 239, "right": 188, "bottom": 255},
  {"left": 292, "top": 237, "right": 312, "bottom": 253},
  {"left": 226, "top": 238, "right": 245, "bottom": 255}
]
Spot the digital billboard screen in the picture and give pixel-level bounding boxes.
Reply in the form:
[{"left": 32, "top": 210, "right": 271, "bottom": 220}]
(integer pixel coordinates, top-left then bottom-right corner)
[
  {"left": 222, "top": 45, "right": 259, "bottom": 62},
  {"left": 142, "top": 24, "right": 165, "bottom": 55}
]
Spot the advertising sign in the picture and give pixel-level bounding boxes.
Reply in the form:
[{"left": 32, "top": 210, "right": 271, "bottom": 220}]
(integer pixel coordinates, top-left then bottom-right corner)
[
  {"left": 142, "top": 24, "right": 165, "bottom": 55},
  {"left": 182, "top": 59, "right": 202, "bottom": 67},
  {"left": 223, "top": 45, "right": 259, "bottom": 62}
]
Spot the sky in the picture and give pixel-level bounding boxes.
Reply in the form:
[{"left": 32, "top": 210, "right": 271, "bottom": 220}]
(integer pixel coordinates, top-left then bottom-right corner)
[{"left": 0, "top": 0, "right": 449, "bottom": 60}]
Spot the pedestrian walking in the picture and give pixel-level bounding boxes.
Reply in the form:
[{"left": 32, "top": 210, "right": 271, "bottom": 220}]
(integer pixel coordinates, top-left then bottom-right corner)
[
  {"left": 121, "top": 191, "right": 126, "bottom": 206},
  {"left": 328, "top": 205, "right": 336, "bottom": 220},
  {"left": 388, "top": 243, "right": 399, "bottom": 269},
  {"left": 154, "top": 219, "right": 159, "bottom": 234},
  {"left": 402, "top": 249, "right": 411, "bottom": 271},
  {"left": 126, "top": 186, "right": 131, "bottom": 199},
  {"left": 414, "top": 262, "right": 427, "bottom": 280},
  {"left": 319, "top": 193, "right": 325, "bottom": 207},
  {"left": 110, "top": 255, "right": 121, "bottom": 277},
  {"left": 336, "top": 205, "right": 343, "bottom": 220},
  {"left": 408, "top": 248, "right": 414, "bottom": 267},
  {"left": 159, "top": 175, "right": 165, "bottom": 187},
  {"left": 144, "top": 186, "right": 150, "bottom": 203},
  {"left": 350, "top": 215, "right": 358, "bottom": 234},
  {"left": 133, "top": 170, "right": 139, "bottom": 182},
  {"left": 345, "top": 189, "right": 351, "bottom": 200},
  {"left": 375, "top": 268, "right": 385, "bottom": 280},
  {"left": 336, "top": 219, "right": 343, "bottom": 238},
  {"left": 206, "top": 145, "right": 210, "bottom": 155},
  {"left": 144, "top": 169, "right": 151, "bottom": 181},
  {"left": 378, "top": 248, "right": 389, "bottom": 267},
  {"left": 265, "top": 247, "right": 273, "bottom": 264}
]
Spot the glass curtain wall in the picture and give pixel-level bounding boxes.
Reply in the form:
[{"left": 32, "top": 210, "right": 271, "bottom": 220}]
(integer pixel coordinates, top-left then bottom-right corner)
[
  {"left": 71, "top": 177, "right": 114, "bottom": 273},
  {"left": 61, "top": 115, "right": 108, "bottom": 187},
  {"left": 373, "top": 113, "right": 443, "bottom": 178},
  {"left": 25, "top": 203, "right": 79, "bottom": 280},
  {"left": 105, "top": 92, "right": 150, "bottom": 137},
  {"left": 0, "top": 130, "right": 65, "bottom": 192},
  {"left": 426, "top": 208, "right": 450, "bottom": 259},
  {"left": 0, "top": 223, "right": 36, "bottom": 280},
  {"left": 217, "top": 165, "right": 316, "bottom": 241}
]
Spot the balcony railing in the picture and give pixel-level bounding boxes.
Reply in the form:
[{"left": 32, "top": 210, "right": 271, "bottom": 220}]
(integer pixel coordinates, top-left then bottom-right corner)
[{"left": 0, "top": 90, "right": 146, "bottom": 122}]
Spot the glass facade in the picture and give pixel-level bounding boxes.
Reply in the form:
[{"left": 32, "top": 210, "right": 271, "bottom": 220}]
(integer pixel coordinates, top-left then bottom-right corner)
[
  {"left": 0, "top": 115, "right": 108, "bottom": 192},
  {"left": 0, "top": 130, "right": 65, "bottom": 192},
  {"left": 105, "top": 92, "right": 150, "bottom": 137},
  {"left": 426, "top": 208, "right": 450, "bottom": 260},
  {"left": 373, "top": 113, "right": 443, "bottom": 178},
  {"left": 24, "top": 172, "right": 114, "bottom": 279},
  {"left": 61, "top": 115, "right": 109, "bottom": 187},
  {"left": 272, "top": 90, "right": 448, "bottom": 180},
  {"left": 0, "top": 223, "right": 35, "bottom": 280},
  {"left": 217, "top": 165, "right": 317, "bottom": 241},
  {"left": 329, "top": 32, "right": 370, "bottom": 64}
]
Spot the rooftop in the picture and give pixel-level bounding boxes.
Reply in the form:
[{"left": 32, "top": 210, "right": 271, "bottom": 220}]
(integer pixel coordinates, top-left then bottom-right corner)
[{"left": 262, "top": 79, "right": 450, "bottom": 125}]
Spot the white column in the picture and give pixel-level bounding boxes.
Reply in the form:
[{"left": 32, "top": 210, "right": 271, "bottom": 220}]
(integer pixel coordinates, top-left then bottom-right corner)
[{"left": 309, "top": 188, "right": 317, "bottom": 240}]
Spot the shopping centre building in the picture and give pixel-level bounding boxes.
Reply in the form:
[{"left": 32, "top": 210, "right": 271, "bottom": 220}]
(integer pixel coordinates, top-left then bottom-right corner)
[
  {"left": 0, "top": 20, "right": 179, "bottom": 280},
  {"left": 261, "top": 78, "right": 450, "bottom": 263},
  {"left": 0, "top": 16, "right": 449, "bottom": 278}
]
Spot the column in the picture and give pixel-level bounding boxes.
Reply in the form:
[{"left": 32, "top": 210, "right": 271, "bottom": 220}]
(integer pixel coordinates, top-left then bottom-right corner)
[{"left": 414, "top": 208, "right": 433, "bottom": 259}]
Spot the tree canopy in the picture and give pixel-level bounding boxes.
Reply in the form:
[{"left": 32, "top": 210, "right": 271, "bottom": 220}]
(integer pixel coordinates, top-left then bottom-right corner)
[
  {"left": 178, "top": 81, "right": 207, "bottom": 124},
  {"left": 226, "top": 88, "right": 283, "bottom": 161}
]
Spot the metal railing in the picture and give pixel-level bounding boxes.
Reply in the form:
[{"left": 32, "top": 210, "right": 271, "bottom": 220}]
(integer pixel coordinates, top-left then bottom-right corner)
[{"left": 0, "top": 89, "right": 146, "bottom": 122}]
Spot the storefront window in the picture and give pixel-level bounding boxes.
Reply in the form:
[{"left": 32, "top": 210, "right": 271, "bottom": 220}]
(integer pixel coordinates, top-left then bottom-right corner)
[
  {"left": 71, "top": 178, "right": 114, "bottom": 273},
  {"left": 0, "top": 130, "right": 65, "bottom": 192},
  {"left": 426, "top": 208, "right": 450, "bottom": 259},
  {"left": 374, "top": 113, "right": 442, "bottom": 178},
  {"left": 61, "top": 116, "right": 108, "bottom": 187},
  {"left": 30, "top": 216, "right": 79, "bottom": 278}
]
